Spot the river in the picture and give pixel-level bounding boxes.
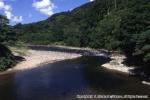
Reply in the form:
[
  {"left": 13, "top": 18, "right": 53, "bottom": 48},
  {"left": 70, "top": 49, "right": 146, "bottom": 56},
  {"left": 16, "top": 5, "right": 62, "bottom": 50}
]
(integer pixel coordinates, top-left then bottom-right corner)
[{"left": 0, "top": 47, "right": 150, "bottom": 100}]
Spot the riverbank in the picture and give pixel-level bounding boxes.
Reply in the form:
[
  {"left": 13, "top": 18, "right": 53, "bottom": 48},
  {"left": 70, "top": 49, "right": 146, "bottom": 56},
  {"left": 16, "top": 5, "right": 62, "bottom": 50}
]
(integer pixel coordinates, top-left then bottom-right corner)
[
  {"left": 102, "top": 54, "right": 135, "bottom": 74},
  {"left": 28, "top": 45, "right": 110, "bottom": 57},
  {"left": 0, "top": 45, "right": 109, "bottom": 75},
  {"left": 0, "top": 49, "right": 81, "bottom": 75},
  {"left": 102, "top": 53, "right": 150, "bottom": 86}
]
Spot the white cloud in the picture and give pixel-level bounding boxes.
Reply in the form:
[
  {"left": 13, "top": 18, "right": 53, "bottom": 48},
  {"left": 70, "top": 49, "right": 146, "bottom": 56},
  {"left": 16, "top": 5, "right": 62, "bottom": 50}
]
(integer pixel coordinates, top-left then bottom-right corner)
[
  {"left": 4, "top": 10, "right": 12, "bottom": 19},
  {"left": 11, "top": 16, "right": 23, "bottom": 22},
  {"left": 0, "top": 0, "right": 23, "bottom": 22},
  {"left": 32, "top": 0, "right": 56, "bottom": 16},
  {"left": 90, "top": 0, "right": 94, "bottom": 2},
  {"left": 4, "top": 5, "right": 12, "bottom": 11},
  {"left": 0, "top": 0, "right": 5, "bottom": 9}
]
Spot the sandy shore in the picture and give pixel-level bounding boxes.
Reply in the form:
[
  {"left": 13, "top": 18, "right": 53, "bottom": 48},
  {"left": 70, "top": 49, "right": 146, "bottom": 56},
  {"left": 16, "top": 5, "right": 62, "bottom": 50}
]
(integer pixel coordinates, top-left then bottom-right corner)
[
  {"left": 102, "top": 54, "right": 150, "bottom": 86},
  {"left": 0, "top": 49, "right": 81, "bottom": 75},
  {"left": 102, "top": 54, "right": 135, "bottom": 74}
]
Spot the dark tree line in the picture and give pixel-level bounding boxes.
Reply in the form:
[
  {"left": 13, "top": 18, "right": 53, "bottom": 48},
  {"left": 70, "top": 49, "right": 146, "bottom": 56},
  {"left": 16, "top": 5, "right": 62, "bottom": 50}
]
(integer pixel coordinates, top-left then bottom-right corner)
[{"left": 0, "top": 15, "right": 17, "bottom": 71}]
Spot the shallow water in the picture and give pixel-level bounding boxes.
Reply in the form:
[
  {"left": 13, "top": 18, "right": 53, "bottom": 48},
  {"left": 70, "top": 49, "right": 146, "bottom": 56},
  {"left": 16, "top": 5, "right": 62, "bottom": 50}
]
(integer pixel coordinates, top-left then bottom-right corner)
[{"left": 0, "top": 56, "right": 150, "bottom": 100}]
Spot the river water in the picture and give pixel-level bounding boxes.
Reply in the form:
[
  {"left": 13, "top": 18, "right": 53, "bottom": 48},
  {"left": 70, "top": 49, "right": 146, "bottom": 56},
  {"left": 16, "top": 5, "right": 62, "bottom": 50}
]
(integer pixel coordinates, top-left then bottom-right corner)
[{"left": 0, "top": 48, "right": 150, "bottom": 100}]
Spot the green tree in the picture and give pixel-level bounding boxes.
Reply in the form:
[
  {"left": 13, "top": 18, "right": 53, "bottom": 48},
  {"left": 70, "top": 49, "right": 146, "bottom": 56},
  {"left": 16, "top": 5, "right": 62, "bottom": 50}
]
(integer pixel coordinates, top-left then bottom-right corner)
[{"left": 0, "top": 15, "right": 16, "bottom": 71}]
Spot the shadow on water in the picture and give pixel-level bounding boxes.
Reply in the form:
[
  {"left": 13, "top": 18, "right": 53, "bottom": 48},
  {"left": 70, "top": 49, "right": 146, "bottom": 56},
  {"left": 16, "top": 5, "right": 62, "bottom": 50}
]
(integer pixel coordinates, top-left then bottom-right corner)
[
  {"left": 0, "top": 56, "right": 150, "bottom": 100},
  {"left": 122, "top": 57, "right": 150, "bottom": 81},
  {"left": 0, "top": 73, "right": 17, "bottom": 100},
  {"left": 82, "top": 56, "right": 150, "bottom": 95},
  {"left": 82, "top": 57, "right": 124, "bottom": 90}
]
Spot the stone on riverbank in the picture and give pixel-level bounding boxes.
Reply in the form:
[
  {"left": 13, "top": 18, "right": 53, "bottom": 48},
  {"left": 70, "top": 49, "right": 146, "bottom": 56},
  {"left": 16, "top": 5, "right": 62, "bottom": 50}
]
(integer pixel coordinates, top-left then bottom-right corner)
[{"left": 102, "top": 54, "right": 135, "bottom": 74}]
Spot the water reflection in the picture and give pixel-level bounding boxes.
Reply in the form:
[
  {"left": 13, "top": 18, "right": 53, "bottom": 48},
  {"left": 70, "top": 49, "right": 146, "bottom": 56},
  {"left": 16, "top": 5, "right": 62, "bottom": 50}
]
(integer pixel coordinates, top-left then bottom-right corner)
[
  {"left": 0, "top": 56, "right": 150, "bottom": 100},
  {"left": 0, "top": 73, "right": 17, "bottom": 100},
  {"left": 82, "top": 56, "right": 150, "bottom": 95}
]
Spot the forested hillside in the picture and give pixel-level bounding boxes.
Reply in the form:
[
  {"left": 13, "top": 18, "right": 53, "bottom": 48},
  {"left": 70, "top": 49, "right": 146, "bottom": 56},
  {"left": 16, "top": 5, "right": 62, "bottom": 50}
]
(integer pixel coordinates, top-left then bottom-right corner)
[
  {"left": 15, "top": 0, "right": 150, "bottom": 66},
  {"left": 0, "top": 15, "right": 18, "bottom": 71}
]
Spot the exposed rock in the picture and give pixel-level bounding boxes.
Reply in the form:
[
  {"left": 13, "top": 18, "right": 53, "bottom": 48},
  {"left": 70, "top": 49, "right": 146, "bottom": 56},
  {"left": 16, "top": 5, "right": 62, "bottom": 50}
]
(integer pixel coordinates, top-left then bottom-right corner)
[
  {"left": 102, "top": 54, "right": 135, "bottom": 74},
  {"left": 142, "top": 81, "right": 150, "bottom": 86}
]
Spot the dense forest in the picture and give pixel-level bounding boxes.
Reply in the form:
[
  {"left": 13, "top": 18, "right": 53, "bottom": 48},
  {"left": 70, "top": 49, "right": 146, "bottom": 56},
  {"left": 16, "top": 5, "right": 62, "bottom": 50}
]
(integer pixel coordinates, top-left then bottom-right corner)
[
  {"left": 15, "top": 0, "right": 150, "bottom": 68},
  {"left": 0, "top": 15, "right": 18, "bottom": 71}
]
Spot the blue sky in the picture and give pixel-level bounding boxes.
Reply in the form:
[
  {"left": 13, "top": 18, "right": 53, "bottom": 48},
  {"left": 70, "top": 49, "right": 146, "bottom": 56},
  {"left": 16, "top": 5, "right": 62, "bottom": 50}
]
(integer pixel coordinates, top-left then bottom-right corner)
[{"left": 0, "top": 0, "right": 94, "bottom": 24}]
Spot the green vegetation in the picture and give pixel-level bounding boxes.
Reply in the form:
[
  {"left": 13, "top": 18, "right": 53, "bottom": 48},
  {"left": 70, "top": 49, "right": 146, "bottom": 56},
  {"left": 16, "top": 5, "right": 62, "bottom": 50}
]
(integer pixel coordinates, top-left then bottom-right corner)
[
  {"left": 0, "top": 44, "right": 15, "bottom": 71},
  {"left": 0, "top": 15, "right": 17, "bottom": 71},
  {"left": 15, "top": 0, "right": 150, "bottom": 67},
  {"left": 9, "top": 41, "right": 28, "bottom": 56}
]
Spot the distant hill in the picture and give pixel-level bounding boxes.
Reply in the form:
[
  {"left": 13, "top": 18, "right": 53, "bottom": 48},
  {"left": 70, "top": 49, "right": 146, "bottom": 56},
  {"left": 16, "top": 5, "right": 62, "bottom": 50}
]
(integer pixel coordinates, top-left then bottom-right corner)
[{"left": 14, "top": 0, "right": 128, "bottom": 45}]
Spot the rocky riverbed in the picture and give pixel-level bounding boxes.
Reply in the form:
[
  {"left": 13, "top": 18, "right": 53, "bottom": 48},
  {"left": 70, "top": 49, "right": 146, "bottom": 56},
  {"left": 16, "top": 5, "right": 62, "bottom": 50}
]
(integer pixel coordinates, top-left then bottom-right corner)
[
  {"left": 0, "top": 49, "right": 81, "bottom": 75},
  {"left": 102, "top": 53, "right": 150, "bottom": 86},
  {"left": 102, "top": 54, "right": 135, "bottom": 73}
]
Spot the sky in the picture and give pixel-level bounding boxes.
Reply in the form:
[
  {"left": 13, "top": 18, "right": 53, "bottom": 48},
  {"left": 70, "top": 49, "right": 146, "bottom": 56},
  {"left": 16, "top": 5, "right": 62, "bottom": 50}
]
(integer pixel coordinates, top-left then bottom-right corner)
[{"left": 0, "top": 0, "right": 94, "bottom": 24}]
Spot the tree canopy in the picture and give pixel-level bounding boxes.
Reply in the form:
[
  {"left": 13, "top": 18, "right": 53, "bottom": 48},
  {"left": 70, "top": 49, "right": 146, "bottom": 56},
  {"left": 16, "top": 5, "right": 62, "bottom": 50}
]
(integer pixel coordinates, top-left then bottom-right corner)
[{"left": 0, "top": 15, "right": 17, "bottom": 71}]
